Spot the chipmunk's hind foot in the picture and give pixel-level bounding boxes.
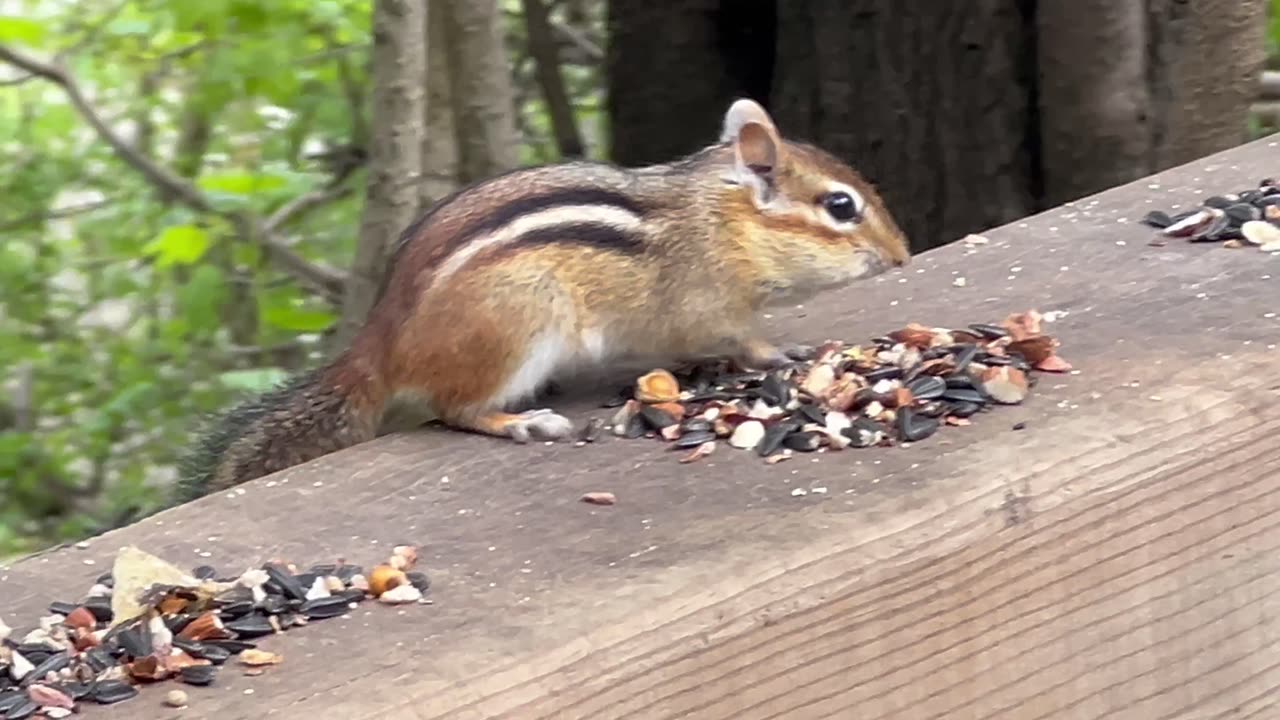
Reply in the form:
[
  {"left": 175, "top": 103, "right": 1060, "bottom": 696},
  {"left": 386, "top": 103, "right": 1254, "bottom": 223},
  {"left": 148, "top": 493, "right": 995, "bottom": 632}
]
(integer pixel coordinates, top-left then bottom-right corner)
[{"left": 452, "top": 408, "right": 575, "bottom": 443}]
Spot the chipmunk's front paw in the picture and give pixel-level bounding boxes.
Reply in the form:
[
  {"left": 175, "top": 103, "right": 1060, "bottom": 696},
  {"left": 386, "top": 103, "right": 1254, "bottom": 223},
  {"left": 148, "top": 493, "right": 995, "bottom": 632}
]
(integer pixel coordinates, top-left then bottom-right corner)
[
  {"left": 506, "top": 409, "right": 575, "bottom": 443},
  {"left": 735, "top": 338, "right": 805, "bottom": 370}
]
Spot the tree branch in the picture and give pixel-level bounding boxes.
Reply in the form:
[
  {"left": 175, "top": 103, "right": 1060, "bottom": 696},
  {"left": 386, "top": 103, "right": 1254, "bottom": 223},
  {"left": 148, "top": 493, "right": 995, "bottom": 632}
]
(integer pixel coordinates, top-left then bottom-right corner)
[
  {"left": 551, "top": 17, "right": 603, "bottom": 62},
  {"left": 522, "top": 0, "right": 585, "bottom": 158},
  {"left": 264, "top": 183, "right": 356, "bottom": 234},
  {"left": 0, "top": 198, "right": 114, "bottom": 233},
  {"left": 0, "top": 43, "right": 350, "bottom": 301}
]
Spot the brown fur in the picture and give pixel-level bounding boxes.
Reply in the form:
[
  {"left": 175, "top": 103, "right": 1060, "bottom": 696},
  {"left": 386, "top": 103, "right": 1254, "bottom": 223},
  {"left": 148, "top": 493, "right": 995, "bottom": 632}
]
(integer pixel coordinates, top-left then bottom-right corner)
[{"left": 183, "top": 99, "right": 911, "bottom": 497}]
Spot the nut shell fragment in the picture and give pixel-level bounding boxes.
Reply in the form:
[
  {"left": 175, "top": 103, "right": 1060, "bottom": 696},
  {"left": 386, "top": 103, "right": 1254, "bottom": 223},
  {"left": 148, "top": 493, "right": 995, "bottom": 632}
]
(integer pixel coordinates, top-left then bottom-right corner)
[
  {"left": 367, "top": 565, "right": 408, "bottom": 598},
  {"left": 581, "top": 492, "right": 616, "bottom": 506},
  {"left": 635, "top": 369, "right": 680, "bottom": 403}
]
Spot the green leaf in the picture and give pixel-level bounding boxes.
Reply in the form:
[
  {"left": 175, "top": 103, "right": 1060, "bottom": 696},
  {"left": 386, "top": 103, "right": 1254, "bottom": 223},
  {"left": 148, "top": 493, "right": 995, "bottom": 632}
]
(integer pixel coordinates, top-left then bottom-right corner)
[
  {"left": 261, "top": 304, "right": 335, "bottom": 332},
  {"left": 0, "top": 16, "right": 47, "bottom": 45},
  {"left": 177, "top": 264, "right": 227, "bottom": 331},
  {"left": 105, "top": 16, "right": 153, "bottom": 36},
  {"left": 197, "top": 170, "right": 289, "bottom": 195},
  {"left": 219, "top": 367, "right": 289, "bottom": 392},
  {"left": 143, "top": 225, "right": 212, "bottom": 267}
]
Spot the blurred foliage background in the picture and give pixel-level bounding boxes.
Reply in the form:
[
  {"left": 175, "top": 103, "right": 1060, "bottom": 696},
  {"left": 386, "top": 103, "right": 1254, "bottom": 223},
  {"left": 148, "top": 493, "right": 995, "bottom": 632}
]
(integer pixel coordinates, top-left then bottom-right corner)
[{"left": 0, "top": 0, "right": 1274, "bottom": 559}]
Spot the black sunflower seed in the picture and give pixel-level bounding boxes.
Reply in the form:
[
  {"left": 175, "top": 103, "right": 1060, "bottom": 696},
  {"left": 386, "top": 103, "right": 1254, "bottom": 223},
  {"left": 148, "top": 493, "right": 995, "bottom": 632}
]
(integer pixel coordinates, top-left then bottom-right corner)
[
  {"left": 577, "top": 418, "right": 604, "bottom": 443},
  {"left": 897, "top": 408, "right": 940, "bottom": 442},
  {"left": 0, "top": 693, "right": 24, "bottom": 714},
  {"left": 947, "top": 401, "right": 983, "bottom": 418},
  {"left": 638, "top": 405, "right": 678, "bottom": 430},
  {"left": 300, "top": 595, "right": 349, "bottom": 620},
  {"left": 863, "top": 366, "right": 903, "bottom": 383},
  {"left": 82, "top": 596, "right": 113, "bottom": 622},
  {"left": 191, "top": 565, "right": 219, "bottom": 580},
  {"left": 968, "top": 323, "right": 1008, "bottom": 340},
  {"left": 174, "top": 639, "right": 231, "bottom": 665},
  {"left": 942, "top": 387, "right": 988, "bottom": 404},
  {"left": 334, "top": 588, "right": 366, "bottom": 604},
  {"left": 264, "top": 563, "right": 307, "bottom": 601},
  {"left": 916, "top": 400, "right": 949, "bottom": 418},
  {"left": 224, "top": 614, "right": 275, "bottom": 638},
  {"left": 951, "top": 344, "right": 978, "bottom": 373},
  {"left": 906, "top": 375, "right": 946, "bottom": 401},
  {"left": 3, "top": 699, "right": 36, "bottom": 720},
  {"left": 1140, "top": 210, "right": 1173, "bottom": 228},
  {"left": 47, "top": 601, "right": 78, "bottom": 617},
  {"left": 114, "top": 624, "right": 151, "bottom": 659},
  {"left": 82, "top": 646, "right": 114, "bottom": 673},
  {"left": 680, "top": 417, "right": 713, "bottom": 434},
  {"left": 756, "top": 422, "right": 792, "bottom": 457},
  {"left": 783, "top": 431, "right": 823, "bottom": 452},
  {"left": 672, "top": 430, "right": 716, "bottom": 448},
  {"left": 333, "top": 564, "right": 364, "bottom": 584},
  {"left": 20, "top": 650, "right": 69, "bottom": 687},
  {"left": 164, "top": 613, "right": 197, "bottom": 634},
  {"left": 213, "top": 585, "right": 254, "bottom": 607},
  {"left": 1225, "top": 203, "right": 1260, "bottom": 225},
  {"left": 405, "top": 571, "right": 431, "bottom": 593},
  {"left": 61, "top": 682, "right": 92, "bottom": 700},
  {"left": 179, "top": 665, "right": 217, "bottom": 686},
  {"left": 759, "top": 372, "right": 791, "bottom": 405},
  {"left": 89, "top": 680, "right": 138, "bottom": 704},
  {"left": 260, "top": 595, "right": 290, "bottom": 616},
  {"left": 307, "top": 563, "right": 338, "bottom": 576},
  {"left": 796, "top": 403, "right": 827, "bottom": 425},
  {"left": 13, "top": 645, "right": 52, "bottom": 663},
  {"left": 206, "top": 639, "right": 256, "bottom": 655}
]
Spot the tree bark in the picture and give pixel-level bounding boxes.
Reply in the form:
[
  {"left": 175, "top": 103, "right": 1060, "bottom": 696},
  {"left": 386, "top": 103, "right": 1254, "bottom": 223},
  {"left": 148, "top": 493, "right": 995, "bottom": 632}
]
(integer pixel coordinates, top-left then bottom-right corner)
[
  {"left": 521, "top": 0, "right": 584, "bottom": 159},
  {"left": 1036, "top": 0, "right": 1152, "bottom": 206},
  {"left": 608, "top": 0, "right": 1265, "bottom": 253},
  {"left": 1144, "top": 0, "right": 1265, "bottom": 172},
  {"left": 772, "top": 1, "right": 1040, "bottom": 252},
  {"left": 420, "top": 0, "right": 459, "bottom": 211},
  {"left": 1037, "top": 0, "right": 1265, "bottom": 207},
  {"left": 336, "top": 0, "right": 427, "bottom": 348},
  {"left": 605, "top": 0, "right": 775, "bottom": 167},
  {"left": 441, "top": 0, "right": 520, "bottom": 183}
]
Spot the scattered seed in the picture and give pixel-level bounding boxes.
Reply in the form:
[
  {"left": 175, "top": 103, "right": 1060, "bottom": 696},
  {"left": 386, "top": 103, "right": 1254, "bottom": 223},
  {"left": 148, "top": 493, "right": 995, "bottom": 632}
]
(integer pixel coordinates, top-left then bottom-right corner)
[{"left": 581, "top": 492, "right": 616, "bottom": 506}]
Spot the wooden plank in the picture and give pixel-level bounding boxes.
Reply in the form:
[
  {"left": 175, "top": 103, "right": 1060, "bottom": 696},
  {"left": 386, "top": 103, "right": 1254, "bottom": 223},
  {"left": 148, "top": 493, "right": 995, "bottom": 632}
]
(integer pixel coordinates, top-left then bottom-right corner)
[{"left": 4, "top": 136, "right": 1280, "bottom": 720}]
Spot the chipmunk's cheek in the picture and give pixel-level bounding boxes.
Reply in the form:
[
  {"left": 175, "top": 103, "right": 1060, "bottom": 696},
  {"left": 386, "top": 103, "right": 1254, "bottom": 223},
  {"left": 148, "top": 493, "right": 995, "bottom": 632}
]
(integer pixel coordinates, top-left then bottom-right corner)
[{"left": 843, "top": 245, "right": 882, "bottom": 280}]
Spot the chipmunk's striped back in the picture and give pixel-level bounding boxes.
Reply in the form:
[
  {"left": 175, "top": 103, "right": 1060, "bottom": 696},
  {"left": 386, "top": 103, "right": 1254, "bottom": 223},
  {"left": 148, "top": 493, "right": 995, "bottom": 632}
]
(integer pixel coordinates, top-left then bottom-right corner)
[{"left": 176, "top": 98, "right": 910, "bottom": 503}]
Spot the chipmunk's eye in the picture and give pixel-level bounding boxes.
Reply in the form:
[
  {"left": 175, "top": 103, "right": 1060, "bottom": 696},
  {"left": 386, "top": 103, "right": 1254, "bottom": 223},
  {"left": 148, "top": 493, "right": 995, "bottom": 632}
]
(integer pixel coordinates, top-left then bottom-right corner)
[{"left": 822, "top": 191, "right": 860, "bottom": 223}]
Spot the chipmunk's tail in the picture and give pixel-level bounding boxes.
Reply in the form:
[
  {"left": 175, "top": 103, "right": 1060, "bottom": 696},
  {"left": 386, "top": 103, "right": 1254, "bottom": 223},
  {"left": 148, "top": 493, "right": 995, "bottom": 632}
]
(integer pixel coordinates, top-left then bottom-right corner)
[{"left": 174, "top": 348, "right": 390, "bottom": 505}]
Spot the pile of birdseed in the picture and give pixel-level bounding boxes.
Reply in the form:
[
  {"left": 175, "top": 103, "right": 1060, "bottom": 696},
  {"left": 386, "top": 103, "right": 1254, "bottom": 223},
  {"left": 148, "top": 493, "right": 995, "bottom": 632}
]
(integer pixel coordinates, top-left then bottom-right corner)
[
  {"left": 1140, "top": 177, "right": 1280, "bottom": 252},
  {"left": 0, "top": 545, "right": 428, "bottom": 717},
  {"left": 585, "top": 309, "right": 1071, "bottom": 464}
]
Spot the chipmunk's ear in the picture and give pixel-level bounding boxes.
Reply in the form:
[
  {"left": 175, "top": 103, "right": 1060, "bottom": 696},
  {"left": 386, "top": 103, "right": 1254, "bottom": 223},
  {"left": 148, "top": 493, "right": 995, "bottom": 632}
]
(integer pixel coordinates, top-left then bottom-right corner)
[{"left": 722, "top": 99, "right": 782, "bottom": 199}]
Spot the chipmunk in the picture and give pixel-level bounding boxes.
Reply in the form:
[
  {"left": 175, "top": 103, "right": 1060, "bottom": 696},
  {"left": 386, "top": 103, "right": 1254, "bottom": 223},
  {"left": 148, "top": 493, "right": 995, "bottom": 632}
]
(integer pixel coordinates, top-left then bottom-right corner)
[{"left": 176, "top": 99, "right": 910, "bottom": 502}]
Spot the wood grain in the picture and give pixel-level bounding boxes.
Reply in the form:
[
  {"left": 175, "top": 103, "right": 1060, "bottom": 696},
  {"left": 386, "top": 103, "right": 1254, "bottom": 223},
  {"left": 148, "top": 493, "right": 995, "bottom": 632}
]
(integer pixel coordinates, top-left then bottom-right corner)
[{"left": 3, "top": 136, "right": 1280, "bottom": 719}]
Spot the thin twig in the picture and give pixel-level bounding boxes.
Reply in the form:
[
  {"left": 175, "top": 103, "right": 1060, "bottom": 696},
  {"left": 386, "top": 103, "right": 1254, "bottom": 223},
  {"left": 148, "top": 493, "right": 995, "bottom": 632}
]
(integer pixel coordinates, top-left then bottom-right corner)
[
  {"left": 264, "top": 183, "right": 355, "bottom": 233},
  {"left": 0, "top": 198, "right": 114, "bottom": 233},
  {"left": 0, "top": 43, "right": 350, "bottom": 299},
  {"left": 551, "top": 18, "right": 603, "bottom": 62}
]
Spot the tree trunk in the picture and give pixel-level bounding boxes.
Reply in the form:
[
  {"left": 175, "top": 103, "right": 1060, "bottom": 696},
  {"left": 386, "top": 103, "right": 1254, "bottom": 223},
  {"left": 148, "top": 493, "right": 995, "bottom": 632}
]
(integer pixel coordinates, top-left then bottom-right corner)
[
  {"left": 772, "top": 1, "right": 1040, "bottom": 252},
  {"left": 521, "top": 0, "right": 584, "bottom": 159},
  {"left": 336, "top": 0, "right": 427, "bottom": 348},
  {"left": 605, "top": 0, "right": 775, "bottom": 167},
  {"left": 1144, "top": 0, "right": 1265, "bottom": 171},
  {"left": 608, "top": 0, "right": 1264, "bottom": 253},
  {"left": 420, "top": 0, "right": 459, "bottom": 211},
  {"left": 1037, "top": 0, "right": 1265, "bottom": 207},
  {"left": 441, "top": 0, "right": 520, "bottom": 183}
]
